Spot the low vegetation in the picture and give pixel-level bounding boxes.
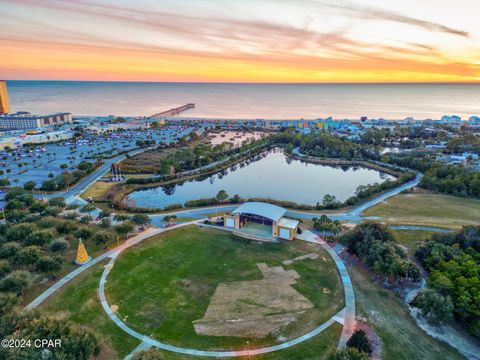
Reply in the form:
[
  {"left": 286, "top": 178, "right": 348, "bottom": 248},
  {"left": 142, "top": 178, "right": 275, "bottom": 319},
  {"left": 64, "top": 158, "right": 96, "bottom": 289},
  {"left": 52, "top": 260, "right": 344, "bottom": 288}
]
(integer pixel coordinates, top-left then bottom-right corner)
[
  {"left": 420, "top": 164, "right": 480, "bottom": 198},
  {"left": 0, "top": 188, "right": 140, "bottom": 304},
  {"left": 40, "top": 160, "right": 102, "bottom": 191},
  {"left": 347, "top": 261, "right": 463, "bottom": 359},
  {"left": 414, "top": 225, "right": 480, "bottom": 338},
  {"left": 341, "top": 223, "right": 420, "bottom": 283}
]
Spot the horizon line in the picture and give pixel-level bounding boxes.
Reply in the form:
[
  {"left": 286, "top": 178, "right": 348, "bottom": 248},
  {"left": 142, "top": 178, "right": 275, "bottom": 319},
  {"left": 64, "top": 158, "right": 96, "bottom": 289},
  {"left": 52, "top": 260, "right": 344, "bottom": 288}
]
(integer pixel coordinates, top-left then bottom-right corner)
[{"left": 4, "top": 79, "right": 480, "bottom": 85}]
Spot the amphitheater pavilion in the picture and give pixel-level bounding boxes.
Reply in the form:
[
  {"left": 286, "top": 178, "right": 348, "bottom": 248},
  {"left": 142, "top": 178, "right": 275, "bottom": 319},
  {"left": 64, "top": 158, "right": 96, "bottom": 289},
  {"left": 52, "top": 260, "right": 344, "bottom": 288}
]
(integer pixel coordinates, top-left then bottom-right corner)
[{"left": 224, "top": 202, "right": 299, "bottom": 241}]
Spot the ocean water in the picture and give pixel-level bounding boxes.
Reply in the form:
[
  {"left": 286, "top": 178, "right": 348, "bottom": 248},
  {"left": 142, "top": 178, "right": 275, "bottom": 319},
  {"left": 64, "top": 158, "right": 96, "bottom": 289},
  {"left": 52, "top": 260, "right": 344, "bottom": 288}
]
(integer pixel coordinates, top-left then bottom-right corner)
[{"left": 6, "top": 81, "right": 480, "bottom": 119}]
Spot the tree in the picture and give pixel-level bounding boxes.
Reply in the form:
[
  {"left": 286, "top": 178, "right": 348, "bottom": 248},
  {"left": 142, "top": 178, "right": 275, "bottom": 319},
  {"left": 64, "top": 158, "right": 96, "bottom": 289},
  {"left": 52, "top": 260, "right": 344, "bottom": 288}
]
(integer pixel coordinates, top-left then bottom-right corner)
[
  {"left": 5, "top": 209, "right": 25, "bottom": 224},
  {"left": 23, "top": 181, "right": 36, "bottom": 191},
  {"left": 0, "top": 242, "right": 21, "bottom": 259},
  {"left": 410, "top": 289, "right": 454, "bottom": 326},
  {"left": 75, "top": 227, "right": 94, "bottom": 240},
  {"left": 0, "top": 291, "right": 20, "bottom": 318},
  {"left": 132, "top": 348, "right": 165, "bottom": 360},
  {"left": 79, "top": 215, "right": 93, "bottom": 224},
  {"left": 43, "top": 206, "right": 63, "bottom": 217},
  {"left": 216, "top": 189, "right": 229, "bottom": 202},
  {"left": 98, "top": 209, "right": 111, "bottom": 219},
  {"left": 131, "top": 214, "right": 151, "bottom": 230},
  {"left": 36, "top": 256, "right": 63, "bottom": 276},
  {"left": 60, "top": 163, "right": 68, "bottom": 170},
  {"left": 93, "top": 231, "right": 114, "bottom": 245},
  {"left": 6, "top": 224, "right": 36, "bottom": 242},
  {"left": 346, "top": 330, "right": 372, "bottom": 355},
  {"left": 0, "top": 270, "right": 32, "bottom": 294},
  {"left": 41, "top": 179, "right": 57, "bottom": 191},
  {"left": 29, "top": 201, "right": 46, "bottom": 213},
  {"left": 7, "top": 317, "right": 100, "bottom": 360},
  {"left": 0, "top": 260, "right": 11, "bottom": 278},
  {"left": 328, "top": 348, "right": 370, "bottom": 360},
  {"left": 113, "top": 214, "right": 131, "bottom": 222},
  {"left": 56, "top": 221, "right": 76, "bottom": 234},
  {"left": 6, "top": 199, "right": 24, "bottom": 211},
  {"left": 14, "top": 246, "right": 42, "bottom": 267},
  {"left": 99, "top": 218, "right": 112, "bottom": 228},
  {"left": 80, "top": 203, "right": 96, "bottom": 214},
  {"left": 322, "top": 194, "right": 342, "bottom": 209},
  {"left": 163, "top": 215, "right": 177, "bottom": 224},
  {"left": 48, "top": 197, "right": 66, "bottom": 208},
  {"left": 25, "top": 230, "right": 54, "bottom": 246},
  {"left": 66, "top": 203, "right": 81, "bottom": 211},
  {"left": 0, "top": 178, "right": 10, "bottom": 186},
  {"left": 115, "top": 221, "right": 135, "bottom": 239},
  {"left": 49, "top": 239, "right": 69, "bottom": 252}
]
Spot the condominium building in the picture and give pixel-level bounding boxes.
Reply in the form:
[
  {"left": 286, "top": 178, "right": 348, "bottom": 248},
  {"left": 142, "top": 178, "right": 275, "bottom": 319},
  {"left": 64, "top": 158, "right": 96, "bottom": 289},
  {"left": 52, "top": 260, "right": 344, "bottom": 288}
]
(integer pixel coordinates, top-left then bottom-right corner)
[
  {"left": 0, "top": 112, "right": 73, "bottom": 130},
  {"left": 0, "top": 81, "right": 10, "bottom": 114}
]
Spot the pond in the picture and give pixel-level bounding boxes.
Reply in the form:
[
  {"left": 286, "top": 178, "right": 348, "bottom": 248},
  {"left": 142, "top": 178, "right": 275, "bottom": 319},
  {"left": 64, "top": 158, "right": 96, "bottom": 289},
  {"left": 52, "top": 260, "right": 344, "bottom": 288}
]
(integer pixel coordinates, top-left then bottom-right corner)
[{"left": 127, "top": 150, "right": 395, "bottom": 208}]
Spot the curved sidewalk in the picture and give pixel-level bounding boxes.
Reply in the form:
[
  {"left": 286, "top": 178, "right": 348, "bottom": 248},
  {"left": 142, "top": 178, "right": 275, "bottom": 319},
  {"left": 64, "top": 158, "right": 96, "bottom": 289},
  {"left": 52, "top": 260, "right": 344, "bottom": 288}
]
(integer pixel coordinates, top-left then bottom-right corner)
[
  {"left": 296, "top": 230, "right": 355, "bottom": 349},
  {"left": 26, "top": 222, "right": 197, "bottom": 310},
  {"left": 99, "top": 226, "right": 349, "bottom": 358}
]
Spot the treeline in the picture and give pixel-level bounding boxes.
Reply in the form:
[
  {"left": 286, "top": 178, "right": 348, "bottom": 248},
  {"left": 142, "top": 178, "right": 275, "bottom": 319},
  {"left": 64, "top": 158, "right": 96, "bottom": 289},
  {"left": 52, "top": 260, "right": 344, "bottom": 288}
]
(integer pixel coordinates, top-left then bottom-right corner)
[
  {"left": 420, "top": 164, "right": 480, "bottom": 198},
  {"left": 123, "top": 136, "right": 268, "bottom": 175},
  {"left": 0, "top": 296, "right": 99, "bottom": 359},
  {"left": 0, "top": 189, "right": 137, "bottom": 299},
  {"left": 414, "top": 226, "right": 480, "bottom": 337},
  {"left": 270, "top": 130, "right": 377, "bottom": 160},
  {"left": 341, "top": 223, "right": 420, "bottom": 283},
  {"left": 40, "top": 160, "right": 101, "bottom": 191},
  {"left": 125, "top": 142, "right": 269, "bottom": 185}
]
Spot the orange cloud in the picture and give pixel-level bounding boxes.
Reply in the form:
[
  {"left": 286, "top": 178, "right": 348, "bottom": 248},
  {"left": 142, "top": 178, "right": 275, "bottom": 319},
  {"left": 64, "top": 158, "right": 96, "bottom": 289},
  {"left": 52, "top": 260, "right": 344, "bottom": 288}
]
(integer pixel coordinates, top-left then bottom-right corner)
[{"left": 0, "top": 0, "right": 478, "bottom": 82}]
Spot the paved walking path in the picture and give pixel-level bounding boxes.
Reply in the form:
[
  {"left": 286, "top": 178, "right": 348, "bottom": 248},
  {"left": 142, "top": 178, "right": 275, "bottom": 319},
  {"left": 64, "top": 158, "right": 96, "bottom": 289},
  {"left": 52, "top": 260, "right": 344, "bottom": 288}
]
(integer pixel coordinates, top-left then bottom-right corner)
[
  {"left": 100, "top": 242, "right": 347, "bottom": 358},
  {"left": 296, "top": 229, "right": 356, "bottom": 350},
  {"left": 26, "top": 226, "right": 168, "bottom": 310},
  {"left": 24, "top": 148, "right": 431, "bottom": 358},
  {"left": 94, "top": 225, "right": 352, "bottom": 358}
]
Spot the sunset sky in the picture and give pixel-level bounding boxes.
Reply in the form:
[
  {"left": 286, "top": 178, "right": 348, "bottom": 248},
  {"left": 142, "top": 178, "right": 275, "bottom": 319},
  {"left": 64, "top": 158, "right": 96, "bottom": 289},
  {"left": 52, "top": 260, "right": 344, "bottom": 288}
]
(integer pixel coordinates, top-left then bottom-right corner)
[{"left": 1, "top": 0, "right": 479, "bottom": 82}]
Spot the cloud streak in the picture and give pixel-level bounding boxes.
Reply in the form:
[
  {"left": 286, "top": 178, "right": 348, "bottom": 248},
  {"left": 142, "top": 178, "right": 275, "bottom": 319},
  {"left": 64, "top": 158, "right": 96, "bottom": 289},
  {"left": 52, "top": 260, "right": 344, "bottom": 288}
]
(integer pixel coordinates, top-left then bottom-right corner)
[
  {"left": 322, "top": 1, "right": 469, "bottom": 38},
  {"left": 0, "top": 0, "right": 477, "bottom": 82}
]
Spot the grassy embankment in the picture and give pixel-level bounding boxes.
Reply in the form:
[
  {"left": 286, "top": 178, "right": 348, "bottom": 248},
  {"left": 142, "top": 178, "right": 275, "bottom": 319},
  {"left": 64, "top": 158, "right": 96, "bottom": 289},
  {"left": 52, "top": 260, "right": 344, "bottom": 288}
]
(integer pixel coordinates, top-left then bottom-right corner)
[
  {"left": 349, "top": 262, "right": 464, "bottom": 360},
  {"left": 363, "top": 190, "right": 480, "bottom": 230}
]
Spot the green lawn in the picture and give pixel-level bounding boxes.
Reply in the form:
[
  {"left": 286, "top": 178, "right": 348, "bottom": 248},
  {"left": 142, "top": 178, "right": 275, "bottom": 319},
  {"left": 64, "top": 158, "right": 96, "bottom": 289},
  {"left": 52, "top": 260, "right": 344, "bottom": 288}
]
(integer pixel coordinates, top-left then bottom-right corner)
[
  {"left": 132, "top": 322, "right": 342, "bottom": 360},
  {"left": 349, "top": 263, "right": 464, "bottom": 360},
  {"left": 105, "top": 225, "right": 344, "bottom": 351},
  {"left": 39, "top": 260, "right": 140, "bottom": 359},
  {"left": 363, "top": 192, "right": 480, "bottom": 229}
]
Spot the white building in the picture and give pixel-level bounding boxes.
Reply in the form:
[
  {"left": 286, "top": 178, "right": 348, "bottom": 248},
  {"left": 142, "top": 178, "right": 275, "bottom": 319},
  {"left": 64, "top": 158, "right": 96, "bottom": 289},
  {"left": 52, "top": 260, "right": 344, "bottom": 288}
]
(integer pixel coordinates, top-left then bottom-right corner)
[{"left": 0, "top": 112, "right": 73, "bottom": 130}]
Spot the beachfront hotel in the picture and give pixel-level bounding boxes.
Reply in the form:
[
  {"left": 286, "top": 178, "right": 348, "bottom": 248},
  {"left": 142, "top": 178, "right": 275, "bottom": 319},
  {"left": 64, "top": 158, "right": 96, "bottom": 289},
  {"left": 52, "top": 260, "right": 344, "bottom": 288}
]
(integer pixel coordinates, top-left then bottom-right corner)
[
  {"left": 0, "top": 81, "right": 10, "bottom": 114},
  {"left": 0, "top": 112, "right": 73, "bottom": 130}
]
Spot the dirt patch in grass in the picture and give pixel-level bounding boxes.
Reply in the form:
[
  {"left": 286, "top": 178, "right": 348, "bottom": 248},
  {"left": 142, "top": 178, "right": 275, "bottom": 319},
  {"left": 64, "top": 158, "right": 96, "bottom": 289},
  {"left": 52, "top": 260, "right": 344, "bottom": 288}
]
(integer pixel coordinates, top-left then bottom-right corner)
[
  {"left": 139, "top": 303, "right": 167, "bottom": 329},
  {"left": 193, "top": 263, "right": 314, "bottom": 338},
  {"left": 180, "top": 278, "right": 212, "bottom": 298}
]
